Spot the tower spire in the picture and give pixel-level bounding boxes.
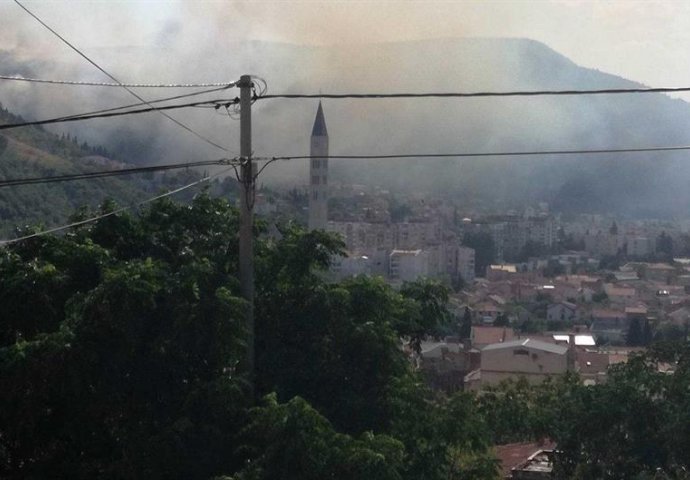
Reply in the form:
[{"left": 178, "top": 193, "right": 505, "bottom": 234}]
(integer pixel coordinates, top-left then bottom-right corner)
[
  {"left": 308, "top": 101, "right": 329, "bottom": 230},
  {"left": 311, "top": 100, "right": 328, "bottom": 137}
]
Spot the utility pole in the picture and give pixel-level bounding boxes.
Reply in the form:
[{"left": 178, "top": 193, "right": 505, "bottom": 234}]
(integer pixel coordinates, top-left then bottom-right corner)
[{"left": 238, "top": 74, "right": 255, "bottom": 394}]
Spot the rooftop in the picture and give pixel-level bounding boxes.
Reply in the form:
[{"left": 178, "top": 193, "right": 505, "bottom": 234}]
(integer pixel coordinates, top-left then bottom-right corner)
[
  {"left": 553, "top": 334, "right": 596, "bottom": 346},
  {"left": 482, "top": 338, "right": 568, "bottom": 355},
  {"left": 494, "top": 441, "right": 556, "bottom": 478},
  {"left": 472, "top": 326, "right": 516, "bottom": 346}
]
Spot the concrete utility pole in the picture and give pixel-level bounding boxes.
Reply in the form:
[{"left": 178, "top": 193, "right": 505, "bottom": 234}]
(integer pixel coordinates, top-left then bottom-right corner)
[{"left": 238, "top": 74, "right": 255, "bottom": 393}]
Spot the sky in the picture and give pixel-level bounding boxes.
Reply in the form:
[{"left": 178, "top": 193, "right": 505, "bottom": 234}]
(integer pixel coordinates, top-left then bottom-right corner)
[{"left": 3, "top": 0, "right": 690, "bottom": 91}]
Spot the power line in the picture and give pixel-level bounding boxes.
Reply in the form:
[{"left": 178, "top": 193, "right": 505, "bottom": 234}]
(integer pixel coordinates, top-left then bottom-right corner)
[
  {"left": 0, "top": 74, "right": 237, "bottom": 88},
  {"left": 0, "top": 166, "right": 235, "bottom": 246},
  {"left": 0, "top": 159, "right": 237, "bottom": 188},
  {"left": 53, "top": 86, "right": 238, "bottom": 121},
  {"left": 1, "top": 143, "right": 687, "bottom": 189},
  {"left": 0, "top": 97, "right": 239, "bottom": 130},
  {"left": 258, "top": 86, "right": 690, "bottom": 100},
  {"left": 254, "top": 144, "right": 690, "bottom": 163},
  {"left": 14, "top": 0, "right": 232, "bottom": 153}
]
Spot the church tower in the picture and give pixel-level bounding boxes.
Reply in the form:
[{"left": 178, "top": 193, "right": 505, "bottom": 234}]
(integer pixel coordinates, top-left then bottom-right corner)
[{"left": 308, "top": 101, "right": 329, "bottom": 230}]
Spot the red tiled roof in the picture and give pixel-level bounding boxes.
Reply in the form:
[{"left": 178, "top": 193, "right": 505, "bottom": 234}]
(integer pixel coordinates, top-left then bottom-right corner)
[
  {"left": 494, "top": 441, "right": 556, "bottom": 478},
  {"left": 577, "top": 350, "right": 609, "bottom": 374},
  {"left": 472, "top": 326, "right": 516, "bottom": 346}
]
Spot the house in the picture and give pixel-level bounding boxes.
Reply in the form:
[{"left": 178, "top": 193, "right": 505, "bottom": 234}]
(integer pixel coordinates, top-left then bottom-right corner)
[
  {"left": 418, "top": 341, "right": 476, "bottom": 393},
  {"left": 487, "top": 264, "right": 518, "bottom": 281},
  {"left": 494, "top": 441, "right": 556, "bottom": 479},
  {"left": 576, "top": 349, "right": 609, "bottom": 385},
  {"left": 473, "top": 302, "right": 506, "bottom": 324},
  {"left": 590, "top": 309, "right": 629, "bottom": 344},
  {"left": 668, "top": 306, "right": 690, "bottom": 326},
  {"left": 471, "top": 326, "right": 517, "bottom": 349},
  {"left": 546, "top": 301, "right": 579, "bottom": 322},
  {"left": 469, "top": 338, "right": 572, "bottom": 389},
  {"left": 645, "top": 263, "right": 676, "bottom": 283},
  {"left": 603, "top": 283, "right": 636, "bottom": 305}
]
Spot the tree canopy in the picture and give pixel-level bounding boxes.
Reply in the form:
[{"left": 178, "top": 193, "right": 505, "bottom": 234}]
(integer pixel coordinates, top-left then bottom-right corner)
[{"left": 0, "top": 194, "right": 497, "bottom": 480}]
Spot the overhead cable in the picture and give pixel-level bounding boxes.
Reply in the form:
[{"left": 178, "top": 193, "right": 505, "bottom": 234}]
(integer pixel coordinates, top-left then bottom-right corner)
[
  {"left": 0, "top": 166, "right": 235, "bottom": 246},
  {"left": 14, "top": 0, "right": 232, "bottom": 153},
  {"left": 0, "top": 159, "right": 237, "bottom": 188},
  {"left": 54, "top": 86, "right": 239, "bottom": 120},
  {"left": 257, "top": 86, "right": 690, "bottom": 100},
  {"left": 0, "top": 74, "right": 237, "bottom": 88},
  {"left": 0, "top": 98, "right": 239, "bottom": 130},
  {"left": 255, "top": 144, "right": 690, "bottom": 162}
]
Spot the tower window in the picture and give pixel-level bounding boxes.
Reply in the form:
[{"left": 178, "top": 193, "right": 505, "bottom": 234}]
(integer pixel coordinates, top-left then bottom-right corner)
[{"left": 312, "top": 159, "right": 320, "bottom": 169}]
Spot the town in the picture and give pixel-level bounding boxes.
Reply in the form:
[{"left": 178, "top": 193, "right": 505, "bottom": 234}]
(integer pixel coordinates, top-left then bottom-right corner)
[
  {"left": 4, "top": 2, "right": 690, "bottom": 479},
  {"left": 246, "top": 102, "right": 690, "bottom": 478}
]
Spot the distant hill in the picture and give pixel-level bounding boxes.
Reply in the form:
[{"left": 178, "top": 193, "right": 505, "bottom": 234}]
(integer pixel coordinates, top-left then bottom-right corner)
[
  {"left": 4, "top": 38, "right": 690, "bottom": 217},
  {"left": 0, "top": 103, "right": 218, "bottom": 235}
]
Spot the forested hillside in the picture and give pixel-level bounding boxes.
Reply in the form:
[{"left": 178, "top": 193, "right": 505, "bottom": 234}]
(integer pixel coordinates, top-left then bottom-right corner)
[{"left": 0, "top": 102, "right": 216, "bottom": 235}]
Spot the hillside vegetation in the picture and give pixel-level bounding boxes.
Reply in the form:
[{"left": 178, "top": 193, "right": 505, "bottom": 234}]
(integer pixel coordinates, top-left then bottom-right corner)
[{"left": 0, "top": 102, "right": 210, "bottom": 235}]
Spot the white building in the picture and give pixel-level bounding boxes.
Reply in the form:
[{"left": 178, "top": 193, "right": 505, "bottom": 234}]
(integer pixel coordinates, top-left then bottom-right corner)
[
  {"left": 330, "top": 252, "right": 372, "bottom": 280},
  {"left": 308, "top": 102, "right": 329, "bottom": 230},
  {"left": 389, "top": 249, "right": 430, "bottom": 281},
  {"left": 626, "top": 236, "right": 654, "bottom": 257}
]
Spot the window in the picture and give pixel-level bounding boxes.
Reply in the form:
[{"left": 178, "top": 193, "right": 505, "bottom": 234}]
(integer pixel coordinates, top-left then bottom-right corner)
[
  {"left": 312, "top": 159, "right": 320, "bottom": 169},
  {"left": 513, "top": 349, "right": 529, "bottom": 356},
  {"left": 322, "top": 175, "right": 327, "bottom": 184},
  {"left": 312, "top": 176, "right": 320, "bottom": 185},
  {"left": 312, "top": 191, "right": 318, "bottom": 200}
]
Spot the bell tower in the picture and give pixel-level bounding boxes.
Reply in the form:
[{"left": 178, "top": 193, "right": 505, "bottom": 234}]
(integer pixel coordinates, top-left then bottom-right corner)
[{"left": 308, "top": 101, "right": 329, "bottom": 230}]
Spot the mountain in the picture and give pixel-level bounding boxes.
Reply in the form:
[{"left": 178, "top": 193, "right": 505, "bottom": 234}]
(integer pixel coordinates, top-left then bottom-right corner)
[
  {"left": 0, "top": 103, "right": 215, "bottom": 235},
  {"left": 3, "top": 38, "right": 690, "bottom": 218}
]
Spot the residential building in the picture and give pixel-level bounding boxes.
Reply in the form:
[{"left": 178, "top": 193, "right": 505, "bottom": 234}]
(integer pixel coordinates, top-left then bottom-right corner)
[
  {"left": 546, "top": 302, "right": 579, "bottom": 322},
  {"left": 494, "top": 442, "right": 556, "bottom": 480},
  {"left": 389, "top": 249, "right": 430, "bottom": 281},
  {"left": 471, "top": 325, "right": 516, "bottom": 349},
  {"left": 457, "top": 246, "right": 476, "bottom": 283},
  {"left": 627, "top": 236, "right": 654, "bottom": 257},
  {"left": 330, "top": 252, "right": 372, "bottom": 279},
  {"left": 590, "top": 309, "right": 629, "bottom": 344},
  {"left": 418, "top": 341, "right": 477, "bottom": 393},
  {"left": 468, "top": 339, "right": 571, "bottom": 389}
]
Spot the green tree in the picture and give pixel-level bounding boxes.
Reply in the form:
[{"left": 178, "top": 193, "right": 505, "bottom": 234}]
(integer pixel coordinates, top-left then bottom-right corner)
[
  {"left": 460, "top": 307, "right": 473, "bottom": 340},
  {"left": 0, "top": 195, "right": 501, "bottom": 480},
  {"left": 657, "top": 231, "right": 674, "bottom": 261},
  {"left": 627, "top": 318, "right": 643, "bottom": 346},
  {"left": 493, "top": 313, "right": 509, "bottom": 327},
  {"left": 230, "top": 394, "right": 405, "bottom": 480},
  {"left": 0, "top": 195, "right": 250, "bottom": 479}
]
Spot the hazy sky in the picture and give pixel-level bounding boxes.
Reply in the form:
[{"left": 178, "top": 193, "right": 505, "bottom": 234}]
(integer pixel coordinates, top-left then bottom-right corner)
[
  {"left": 3, "top": 0, "right": 690, "bottom": 214},
  {"left": 3, "top": 0, "right": 690, "bottom": 91}
]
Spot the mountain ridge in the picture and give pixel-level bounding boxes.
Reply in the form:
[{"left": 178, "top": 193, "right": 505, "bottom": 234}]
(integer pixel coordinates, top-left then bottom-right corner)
[{"left": 3, "top": 37, "right": 690, "bottom": 218}]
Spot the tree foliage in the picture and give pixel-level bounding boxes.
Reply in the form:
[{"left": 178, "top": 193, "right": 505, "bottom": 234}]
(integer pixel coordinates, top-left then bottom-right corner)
[{"left": 0, "top": 195, "right": 498, "bottom": 480}]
